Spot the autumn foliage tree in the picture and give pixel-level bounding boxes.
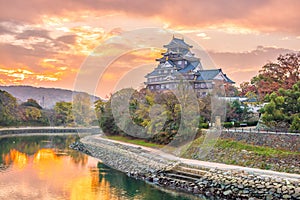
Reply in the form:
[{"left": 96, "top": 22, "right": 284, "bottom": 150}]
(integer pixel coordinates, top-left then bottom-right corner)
[{"left": 240, "top": 52, "right": 300, "bottom": 100}]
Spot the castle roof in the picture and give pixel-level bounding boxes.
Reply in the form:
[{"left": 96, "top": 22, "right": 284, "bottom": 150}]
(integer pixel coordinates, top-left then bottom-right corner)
[
  {"left": 196, "top": 69, "right": 235, "bottom": 83},
  {"left": 178, "top": 64, "right": 196, "bottom": 73},
  {"left": 163, "top": 37, "right": 192, "bottom": 49}
]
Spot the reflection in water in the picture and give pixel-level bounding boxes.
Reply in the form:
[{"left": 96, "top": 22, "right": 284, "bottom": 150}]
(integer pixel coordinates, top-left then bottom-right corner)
[
  {"left": 0, "top": 135, "right": 198, "bottom": 200},
  {"left": 4, "top": 149, "right": 28, "bottom": 169}
]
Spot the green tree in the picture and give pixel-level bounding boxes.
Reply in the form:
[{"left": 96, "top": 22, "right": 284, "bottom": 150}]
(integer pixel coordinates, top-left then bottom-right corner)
[
  {"left": 0, "top": 90, "right": 18, "bottom": 126},
  {"left": 54, "top": 101, "right": 74, "bottom": 126},
  {"left": 261, "top": 81, "right": 300, "bottom": 131},
  {"left": 19, "top": 98, "right": 51, "bottom": 126},
  {"left": 226, "top": 100, "right": 251, "bottom": 122},
  {"left": 98, "top": 98, "right": 122, "bottom": 135},
  {"left": 23, "top": 106, "right": 42, "bottom": 121},
  {"left": 73, "top": 93, "right": 96, "bottom": 126},
  {"left": 94, "top": 99, "right": 106, "bottom": 116}
]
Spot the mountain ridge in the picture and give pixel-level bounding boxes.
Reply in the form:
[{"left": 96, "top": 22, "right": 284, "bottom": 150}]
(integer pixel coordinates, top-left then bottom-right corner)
[{"left": 0, "top": 85, "right": 100, "bottom": 109}]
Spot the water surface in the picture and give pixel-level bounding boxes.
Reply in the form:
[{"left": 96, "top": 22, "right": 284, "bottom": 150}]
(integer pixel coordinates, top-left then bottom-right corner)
[{"left": 0, "top": 134, "right": 200, "bottom": 200}]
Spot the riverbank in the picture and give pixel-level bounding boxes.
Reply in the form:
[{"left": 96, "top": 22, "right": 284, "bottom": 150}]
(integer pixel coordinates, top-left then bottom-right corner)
[
  {"left": 77, "top": 135, "right": 300, "bottom": 199},
  {"left": 182, "top": 135, "right": 300, "bottom": 174}
]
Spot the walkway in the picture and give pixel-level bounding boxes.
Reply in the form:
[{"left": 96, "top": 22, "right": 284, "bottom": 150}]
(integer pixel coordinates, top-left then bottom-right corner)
[{"left": 86, "top": 135, "right": 300, "bottom": 181}]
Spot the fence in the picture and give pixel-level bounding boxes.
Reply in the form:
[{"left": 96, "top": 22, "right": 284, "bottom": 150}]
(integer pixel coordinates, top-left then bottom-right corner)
[{"left": 222, "top": 127, "right": 300, "bottom": 135}]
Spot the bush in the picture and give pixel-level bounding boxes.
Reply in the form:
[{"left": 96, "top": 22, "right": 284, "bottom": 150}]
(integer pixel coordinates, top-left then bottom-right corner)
[
  {"left": 223, "top": 122, "right": 233, "bottom": 128},
  {"left": 199, "top": 123, "right": 209, "bottom": 129},
  {"left": 150, "top": 130, "right": 177, "bottom": 145},
  {"left": 234, "top": 122, "right": 240, "bottom": 127},
  {"left": 247, "top": 121, "right": 258, "bottom": 126}
]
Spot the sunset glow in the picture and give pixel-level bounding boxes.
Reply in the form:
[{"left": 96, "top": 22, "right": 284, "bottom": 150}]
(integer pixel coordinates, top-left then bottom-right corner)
[
  {"left": 0, "top": 0, "right": 299, "bottom": 97},
  {"left": 0, "top": 147, "right": 121, "bottom": 199}
]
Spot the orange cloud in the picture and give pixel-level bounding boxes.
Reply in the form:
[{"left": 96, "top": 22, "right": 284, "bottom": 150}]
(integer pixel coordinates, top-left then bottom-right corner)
[
  {"left": 1, "top": 0, "right": 300, "bottom": 34},
  {"left": 0, "top": 64, "right": 67, "bottom": 85},
  {"left": 208, "top": 46, "right": 295, "bottom": 84},
  {"left": 0, "top": 0, "right": 299, "bottom": 95}
]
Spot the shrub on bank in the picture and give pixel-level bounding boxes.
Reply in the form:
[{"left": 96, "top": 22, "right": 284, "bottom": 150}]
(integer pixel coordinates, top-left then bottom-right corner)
[
  {"left": 247, "top": 121, "right": 258, "bottom": 126},
  {"left": 222, "top": 122, "right": 233, "bottom": 128},
  {"left": 199, "top": 123, "right": 209, "bottom": 129}
]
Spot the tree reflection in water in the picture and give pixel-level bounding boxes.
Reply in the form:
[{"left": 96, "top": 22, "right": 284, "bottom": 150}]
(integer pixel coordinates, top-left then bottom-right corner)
[{"left": 0, "top": 135, "right": 198, "bottom": 200}]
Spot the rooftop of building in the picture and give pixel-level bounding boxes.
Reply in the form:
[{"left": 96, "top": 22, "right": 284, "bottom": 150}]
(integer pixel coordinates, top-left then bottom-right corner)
[{"left": 163, "top": 36, "right": 193, "bottom": 49}]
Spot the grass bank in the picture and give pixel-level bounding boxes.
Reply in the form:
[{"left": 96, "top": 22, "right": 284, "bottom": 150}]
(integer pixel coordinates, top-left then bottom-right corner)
[
  {"left": 104, "top": 134, "right": 299, "bottom": 174},
  {"left": 106, "top": 135, "right": 164, "bottom": 148},
  {"left": 181, "top": 136, "right": 300, "bottom": 174}
]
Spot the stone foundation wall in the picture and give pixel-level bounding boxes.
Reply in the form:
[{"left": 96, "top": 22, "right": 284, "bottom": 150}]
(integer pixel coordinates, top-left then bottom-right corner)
[
  {"left": 80, "top": 136, "right": 176, "bottom": 174},
  {"left": 220, "top": 131, "right": 300, "bottom": 152}
]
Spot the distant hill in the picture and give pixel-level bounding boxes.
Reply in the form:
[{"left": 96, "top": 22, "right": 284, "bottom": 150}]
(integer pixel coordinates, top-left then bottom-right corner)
[{"left": 0, "top": 85, "right": 100, "bottom": 109}]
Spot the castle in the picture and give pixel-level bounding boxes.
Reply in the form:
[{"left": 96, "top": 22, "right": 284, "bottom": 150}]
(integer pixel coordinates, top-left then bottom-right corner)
[{"left": 145, "top": 37, "right": 234, "bottom": 97}]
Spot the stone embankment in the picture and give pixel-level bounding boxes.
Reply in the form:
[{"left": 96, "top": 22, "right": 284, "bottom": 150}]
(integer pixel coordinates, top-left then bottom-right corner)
[
  {"left": 0, "top": 126, "right": 100, "bottom": 136},
  {"left": 220, "top": 129, "right": 300, "bottom": 152},
  {"left": 78, "top": 136, "right": 178, "bottom": 173},
  {"left": 71, "top": 135, "right": 300, "bottom": 200}
]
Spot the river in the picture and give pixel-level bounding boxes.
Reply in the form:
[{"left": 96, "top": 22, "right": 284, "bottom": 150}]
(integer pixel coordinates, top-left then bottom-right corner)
[{"left": 0, "top": 134, "right": 200, "bottom": 200}]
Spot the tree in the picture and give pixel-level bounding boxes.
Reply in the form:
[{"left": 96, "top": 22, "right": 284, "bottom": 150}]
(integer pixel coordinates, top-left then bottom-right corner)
[
  {"left": 73, "top": 93, "right": 96, "bottom": 126},
  {"left": 23, "top": 106, "right": 42, "bottom": 121},
  {"left": 97, "top": 87, "right": 200, "bottom": 145},
  {"left": 239, "top": 52, "right": 300, "bottom": 100},
  {"left": 98, "top": 98, "right": 122, "bottom": 135},
  {"left": 224, "top": 83, "right": 239, "bottom": 97},
  {"left": 239, "top": 82, "right": 257, "bottom": 97},
  {"left": 54, "top": 101, "right": 74, "bottom": 126},
  {"left": 0, "top": 90, "right": 18, "bottom": 126},
  {"left": 198, "top": 95, "right": 211, "bottom": 122},
  {"left": 260, "top": 81, "right": 300, "bottom": 131},
  {"left": 94, "top": 99, "right": 106, "bottom": 117},
  {"left": 226, "top": 100, "right": 251, "bottom": 122},
  {"left": 21, "top": 99, "right": 42, "bottom": 109}
]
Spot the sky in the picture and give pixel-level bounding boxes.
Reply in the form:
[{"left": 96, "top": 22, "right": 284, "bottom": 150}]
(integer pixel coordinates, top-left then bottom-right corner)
[{"left": 0, "top": 0, "right": 299, "bottom": 98}]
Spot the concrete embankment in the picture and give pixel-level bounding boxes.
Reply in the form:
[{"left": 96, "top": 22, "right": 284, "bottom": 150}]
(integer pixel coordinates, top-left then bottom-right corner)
[{"left": 77, "top": 135, "right": 300, "bottom": 200}]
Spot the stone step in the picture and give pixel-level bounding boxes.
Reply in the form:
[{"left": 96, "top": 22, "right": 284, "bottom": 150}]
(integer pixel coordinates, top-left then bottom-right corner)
[
  {"left": 174, "top": 166, "right": 208, "bottom": 176},
  {"left": 170, "top": 169, "right": 205, "bottom": 180},
  {"left": 164, "top": 172, "right": 199, "bottom": 182}
]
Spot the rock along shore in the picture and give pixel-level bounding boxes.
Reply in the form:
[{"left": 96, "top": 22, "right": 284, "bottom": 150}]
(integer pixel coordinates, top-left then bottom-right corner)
[{"left": 71, "top": 135, "right": 300, "bottom": 200}]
